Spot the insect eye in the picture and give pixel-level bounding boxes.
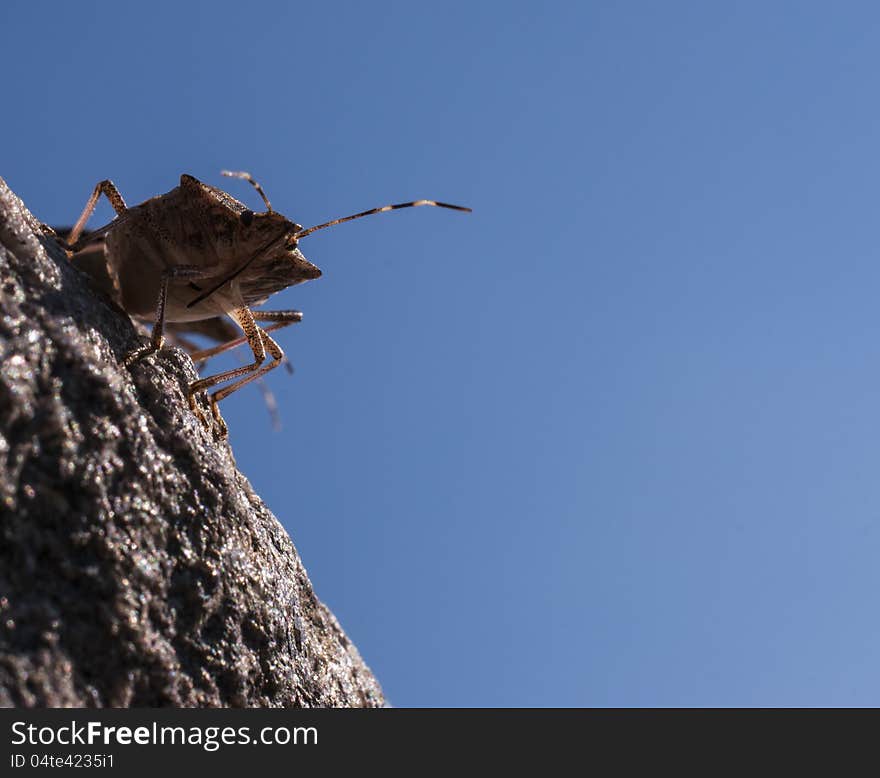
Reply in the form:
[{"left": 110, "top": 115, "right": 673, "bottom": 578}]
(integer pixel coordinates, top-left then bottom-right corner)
[{"left": 240, "top": 209, "right": 255, "bottom": 227}]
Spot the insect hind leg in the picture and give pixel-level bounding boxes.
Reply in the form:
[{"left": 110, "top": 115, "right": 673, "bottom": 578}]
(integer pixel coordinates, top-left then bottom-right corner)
[{"left": 67, "top": 180, "right": 128, "bottom": 249}]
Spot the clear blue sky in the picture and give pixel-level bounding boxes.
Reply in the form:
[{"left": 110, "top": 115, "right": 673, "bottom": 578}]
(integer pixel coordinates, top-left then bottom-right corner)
[{"left": 6, "top": 1, "right": 880, "bottom": 707}]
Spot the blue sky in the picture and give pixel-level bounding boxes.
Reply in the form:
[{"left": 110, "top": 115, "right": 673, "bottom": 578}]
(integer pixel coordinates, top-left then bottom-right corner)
[{"left": 6, "top": 1, "right": 880, "bottom": 706}]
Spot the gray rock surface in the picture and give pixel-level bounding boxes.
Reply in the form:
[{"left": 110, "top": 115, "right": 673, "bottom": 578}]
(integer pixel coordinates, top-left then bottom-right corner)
[{"left": 0, "top": 177, "right": 384, "bottom": 707}]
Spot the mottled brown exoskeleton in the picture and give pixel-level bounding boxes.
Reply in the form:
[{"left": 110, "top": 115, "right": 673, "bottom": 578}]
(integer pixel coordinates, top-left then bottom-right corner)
[
  {"left": 60, "top": 171, "right": 470, "bottom": 437},
  {"left": 55, "top": 225, "right": 293, "bottom": 429}
]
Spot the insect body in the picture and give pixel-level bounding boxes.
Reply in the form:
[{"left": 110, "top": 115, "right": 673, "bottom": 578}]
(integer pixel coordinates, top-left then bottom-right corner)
[
  {"left": 62, "top": 171, "right": 470, "bottom": 437},
  {"left": 56, "top": 227, "right": 291, "bottom": 429}
]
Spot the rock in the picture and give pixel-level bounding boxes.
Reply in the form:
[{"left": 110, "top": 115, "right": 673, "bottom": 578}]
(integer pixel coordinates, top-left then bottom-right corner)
[{"left": 0, "top": 177, "right": 384, "bottom": 707}]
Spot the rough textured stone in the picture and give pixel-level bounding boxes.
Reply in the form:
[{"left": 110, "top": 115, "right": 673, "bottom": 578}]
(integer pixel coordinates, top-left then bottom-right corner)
[{"left": 0, "top": 177, "right": 384, "bottom": 707}]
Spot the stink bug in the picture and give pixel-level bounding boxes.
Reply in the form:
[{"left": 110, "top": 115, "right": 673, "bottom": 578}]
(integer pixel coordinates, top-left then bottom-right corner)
[{"left": 60, "top": 171, "right": 470, "bottom": 437}]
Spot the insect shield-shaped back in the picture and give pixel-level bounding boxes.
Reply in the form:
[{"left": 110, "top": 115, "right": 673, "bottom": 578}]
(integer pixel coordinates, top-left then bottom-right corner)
[{"left": 177, "top": 174, "right": 321, "bottom": 313}]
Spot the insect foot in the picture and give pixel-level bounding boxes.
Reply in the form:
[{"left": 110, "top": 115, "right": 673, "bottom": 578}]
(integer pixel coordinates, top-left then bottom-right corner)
[
  {"left": 188, "top": 391, "right": 229, "bottom": 440},
  {"left": 122, "top": 335, "right": 166, "bottom": 367}
]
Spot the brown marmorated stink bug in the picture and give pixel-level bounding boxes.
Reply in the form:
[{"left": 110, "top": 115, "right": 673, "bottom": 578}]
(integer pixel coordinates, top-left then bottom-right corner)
[{"left": 58, "top": 171, "right": 470, "bottom": 437}]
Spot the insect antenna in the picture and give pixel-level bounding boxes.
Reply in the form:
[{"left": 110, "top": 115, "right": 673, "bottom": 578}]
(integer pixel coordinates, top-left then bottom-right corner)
[
  {"left": 294, "top": 200, "right": 472, "bottom": 240},
  {"left": 222, "top": 170, "right": 274, "bottom": 212},
  {"left": 186, "top": 197, "right": 471, "bottom": 310}
]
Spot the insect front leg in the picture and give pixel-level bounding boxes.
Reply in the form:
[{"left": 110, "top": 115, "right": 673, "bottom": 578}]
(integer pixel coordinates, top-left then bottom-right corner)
[
  {"left": 187, "top": 306, "right": 268, "bottom": 438},
  {"left": 179, "top": 311, "right": 301, "bottom": 433},
  {"left": 66, "top": 180, "right": 128, "bottom": 249},
  {"left": 204, "top": 328, "right": 287, "bottom": 438},
  {"left": 123, "top": 265, "right": 212, "bottom": 366}
]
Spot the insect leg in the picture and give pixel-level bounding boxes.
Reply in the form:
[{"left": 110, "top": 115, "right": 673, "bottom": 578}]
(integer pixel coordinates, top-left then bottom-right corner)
[
  {"left": 188, "top": 308, "right": 266, "bottom": 394},
  {"left": 187, "top": 311, "right": 302, "bottom": 363},
  {"left": 122, "top": 265, "right": 210, "bottom": 366},
  {"left": 225, "top": 344, "right": 283, "bottom": 431},
  {"left": 67, "top": 180, "right": 128, "bottom": 248},
  {"left": 251, "top": 310, "right": 304, "bottom": 324},
  {"left": 251, "top": 311, "right": 302, "bottom": 374},
  {"left": 165, "top": 320, "right": 284, "bottom": 430},
  {"left": 205, "top": 328, "right": 287, "bottom": 437},
  {"left": 180, "top": 312, "right": 301, "bottom": 433}
]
